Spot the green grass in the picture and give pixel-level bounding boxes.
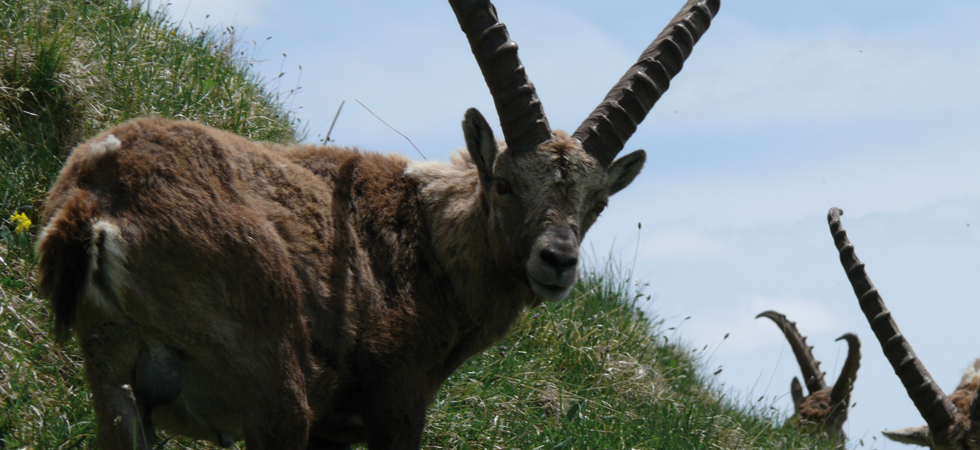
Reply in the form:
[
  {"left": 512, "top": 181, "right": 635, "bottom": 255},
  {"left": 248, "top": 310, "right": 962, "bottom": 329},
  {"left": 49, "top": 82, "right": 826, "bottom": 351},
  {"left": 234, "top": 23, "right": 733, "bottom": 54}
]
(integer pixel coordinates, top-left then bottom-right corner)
[
  {"left": 0, "top": 0, "right": 302, "bottom": 225},
  {"left": 1, "top": 0, "right": 837, "bottom": 448},
  {"left": 422, "top": 261, "right": 834, "bottom": 449}
]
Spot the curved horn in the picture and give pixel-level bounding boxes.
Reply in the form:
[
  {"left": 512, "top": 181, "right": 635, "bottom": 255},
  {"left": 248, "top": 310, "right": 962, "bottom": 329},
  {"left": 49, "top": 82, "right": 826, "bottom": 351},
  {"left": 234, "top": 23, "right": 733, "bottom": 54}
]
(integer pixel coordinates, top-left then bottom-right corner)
[
  {"left": 573, "top": 0, "right": 719, "bottom": 167},
  {"left": 450, "top": 0, "right": 553, "bottom": 153},
  {"left": 756, "top": 310, "right": 827, "bottom": 394},
  {"left": 829, "top": 333, "right": 861, "bottom": 407},
  {"left": 828, "top": 207, "right": 957, "bottom": 439}
]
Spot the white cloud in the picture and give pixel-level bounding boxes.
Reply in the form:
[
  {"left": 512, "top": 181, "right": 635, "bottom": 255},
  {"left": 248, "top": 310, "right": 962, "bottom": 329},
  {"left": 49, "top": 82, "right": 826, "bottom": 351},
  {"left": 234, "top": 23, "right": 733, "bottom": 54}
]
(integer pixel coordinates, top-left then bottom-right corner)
[
  {"left": 645, "top": 16, "right": 980, "bottom": 136},
  {"left": 635, "top": 227, "right": 733, "bottom": 264},
  {"left": 587, "top": 144, "right": 980, "bottom": 241},
  {"left": 685, "top": 294, "right": 843, "bottom": 357}
]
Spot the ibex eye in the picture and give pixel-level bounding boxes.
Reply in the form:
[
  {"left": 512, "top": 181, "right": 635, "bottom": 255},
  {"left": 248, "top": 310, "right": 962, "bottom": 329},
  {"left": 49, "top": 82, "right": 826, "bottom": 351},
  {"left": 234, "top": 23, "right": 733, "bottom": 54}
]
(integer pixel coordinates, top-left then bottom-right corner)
[{"left": 494, "top": 179, "right": 511, "bottom": 195}]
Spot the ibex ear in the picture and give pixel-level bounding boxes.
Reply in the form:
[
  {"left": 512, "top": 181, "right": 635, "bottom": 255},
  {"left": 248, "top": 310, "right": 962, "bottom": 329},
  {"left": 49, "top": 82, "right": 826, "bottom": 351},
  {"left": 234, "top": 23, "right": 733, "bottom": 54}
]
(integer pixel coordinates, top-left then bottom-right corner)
[
  {"left": 606, "top": 150, "right": 646, "bottom": 196},
  {"left": 462, "top": 108, "right": 497, "bottom": 185},
  {"left": 790, "top": 377, "right": 805, "bottom": 415},
  {"left": 882, "top": 425, "right": 932, "bottom": 447}
]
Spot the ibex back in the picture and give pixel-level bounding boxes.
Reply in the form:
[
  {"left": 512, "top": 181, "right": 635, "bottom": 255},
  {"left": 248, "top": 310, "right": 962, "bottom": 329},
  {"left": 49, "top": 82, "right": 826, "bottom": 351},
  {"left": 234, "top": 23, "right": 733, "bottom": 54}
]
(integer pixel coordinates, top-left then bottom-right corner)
[{"left": 36, "top": 0, "right": 720, "bottom": 448}]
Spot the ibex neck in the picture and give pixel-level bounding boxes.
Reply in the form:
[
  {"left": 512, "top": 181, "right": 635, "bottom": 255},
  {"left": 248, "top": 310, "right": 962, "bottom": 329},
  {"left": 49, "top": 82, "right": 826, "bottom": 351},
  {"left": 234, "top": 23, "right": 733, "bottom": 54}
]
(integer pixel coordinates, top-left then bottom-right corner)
[{"left": 405, "top": 151, "right": 535, "bottom": 344}]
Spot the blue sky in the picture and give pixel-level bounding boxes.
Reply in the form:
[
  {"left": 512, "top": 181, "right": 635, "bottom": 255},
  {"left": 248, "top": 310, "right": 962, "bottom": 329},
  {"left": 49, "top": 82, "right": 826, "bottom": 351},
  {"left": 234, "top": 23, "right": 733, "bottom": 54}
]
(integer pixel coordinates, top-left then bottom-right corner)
[{"left": 149, "top": 0, "right": 980, "bottom": 446}]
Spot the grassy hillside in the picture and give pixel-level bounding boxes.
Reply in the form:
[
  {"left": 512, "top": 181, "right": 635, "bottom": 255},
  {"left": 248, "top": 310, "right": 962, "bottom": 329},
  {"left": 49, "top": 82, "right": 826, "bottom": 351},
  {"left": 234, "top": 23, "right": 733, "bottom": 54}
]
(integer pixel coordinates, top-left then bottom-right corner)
[
  {"left": 0, "top": 1, "right": 835, "bottom": 448},
  {"left": 0, "top": 0, "right": 301, "bottom": 222}
]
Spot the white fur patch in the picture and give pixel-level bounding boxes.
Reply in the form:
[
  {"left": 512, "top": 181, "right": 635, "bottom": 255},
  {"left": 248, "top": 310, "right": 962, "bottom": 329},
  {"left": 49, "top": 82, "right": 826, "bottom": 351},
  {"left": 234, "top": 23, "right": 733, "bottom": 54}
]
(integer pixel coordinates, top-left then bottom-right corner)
[
  {"left": 90, "top": 134, "right": 121, "bottom": 157},
  {"left": 962, "top": 361, "right": 980, "bottom": 385},
  {"left": 84, "top": 220, "right": 130, "bottom": 318},
  {"left": 35, "top": 225, "right": 52, "bottom": 255},
  {"left": 85, "top": 134, "right": 121, "bottom": 168},
  {"left": 402, "top": 160, "right": 440, "bottom": 179},
  {"left": 403, "top": 150, "right": 474, "bottom": 179}
]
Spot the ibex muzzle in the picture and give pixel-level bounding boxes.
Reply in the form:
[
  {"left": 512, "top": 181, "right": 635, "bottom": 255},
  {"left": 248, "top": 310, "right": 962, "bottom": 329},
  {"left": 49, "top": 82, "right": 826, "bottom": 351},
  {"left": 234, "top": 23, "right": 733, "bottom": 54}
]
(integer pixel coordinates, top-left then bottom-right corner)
[{"left": 529, "top": 227, "right": 580, "bottom": 300}]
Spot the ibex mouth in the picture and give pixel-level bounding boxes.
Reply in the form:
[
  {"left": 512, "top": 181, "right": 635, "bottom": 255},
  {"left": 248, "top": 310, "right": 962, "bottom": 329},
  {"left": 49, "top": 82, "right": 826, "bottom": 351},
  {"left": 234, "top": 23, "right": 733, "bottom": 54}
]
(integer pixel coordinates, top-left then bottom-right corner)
[{"left": 529, "top": 277, "right": 575, "bottom": 302}]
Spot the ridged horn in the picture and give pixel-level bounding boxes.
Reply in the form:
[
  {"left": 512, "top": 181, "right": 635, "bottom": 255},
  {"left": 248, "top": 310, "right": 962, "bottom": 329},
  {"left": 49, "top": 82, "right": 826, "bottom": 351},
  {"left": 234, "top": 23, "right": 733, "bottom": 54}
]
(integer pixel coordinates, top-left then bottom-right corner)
[
  {"left": 829, "top": 333, "right": 861, "bottom": 407},
  {"left": 450, "top": 0, "right": 553, "bottom": 154},
  {"left": 572, "top": 0, "right": 719, "bottom": 168},
  {"left": 828, "top": 207, "right": 957, "bottom": 438},
  {"left": 756, "top": 310, "right": 827, "bottom": 394}
]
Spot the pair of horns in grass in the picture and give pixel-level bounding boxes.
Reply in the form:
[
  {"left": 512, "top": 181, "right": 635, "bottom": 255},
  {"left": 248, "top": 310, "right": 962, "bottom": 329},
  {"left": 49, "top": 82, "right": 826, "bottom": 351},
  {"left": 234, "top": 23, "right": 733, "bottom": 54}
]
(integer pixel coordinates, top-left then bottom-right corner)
[{"left": 756, "top": 310, "right": 859, "bottom": 445}]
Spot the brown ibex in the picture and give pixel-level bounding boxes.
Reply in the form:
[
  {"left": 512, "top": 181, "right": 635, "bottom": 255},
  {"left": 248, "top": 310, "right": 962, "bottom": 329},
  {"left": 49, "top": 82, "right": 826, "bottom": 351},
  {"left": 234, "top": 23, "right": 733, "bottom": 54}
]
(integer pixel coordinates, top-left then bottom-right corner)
[
  {"left": 35, "top": 0, "right": 720, "bottom": 448},
  {"left": 829, "top": 207, "right": 980, "bottom": 449},
  {"left": 756, "top": 310, "right": 860, "bottom": 446}
]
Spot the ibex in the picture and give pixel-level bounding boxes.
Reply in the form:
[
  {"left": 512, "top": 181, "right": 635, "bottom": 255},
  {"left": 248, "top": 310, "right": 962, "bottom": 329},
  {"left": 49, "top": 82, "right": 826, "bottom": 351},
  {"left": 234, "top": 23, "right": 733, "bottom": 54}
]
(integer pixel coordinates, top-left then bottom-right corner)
[
  {"left": 829, "top": 207, "right": 980, "bottom": 449},
  {"left": 34, "top": 0, "right": 719, "bottom": 448},
  {"left": 755, "top": 310, "right": 860, "bottom": 446}
]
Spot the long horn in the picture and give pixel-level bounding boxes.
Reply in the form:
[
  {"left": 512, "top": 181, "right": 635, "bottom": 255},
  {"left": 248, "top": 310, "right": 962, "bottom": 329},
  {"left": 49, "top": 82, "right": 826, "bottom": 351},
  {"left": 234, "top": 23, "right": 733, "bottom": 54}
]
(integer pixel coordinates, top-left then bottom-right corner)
[
  {"left": 829, "top": 333, "right": 861, "bottom": 407},
  {"left": 756, "top": 310, "right": 827, "bottom": 394},
  {"left": 572, "top": 0, "right": 719, "bottom": 167},
  {"left": 828, "top": 207, "right": 957, "bottom": 439},
  {"left": 450, "top": 0, "right": 553, "bottom": 153}
]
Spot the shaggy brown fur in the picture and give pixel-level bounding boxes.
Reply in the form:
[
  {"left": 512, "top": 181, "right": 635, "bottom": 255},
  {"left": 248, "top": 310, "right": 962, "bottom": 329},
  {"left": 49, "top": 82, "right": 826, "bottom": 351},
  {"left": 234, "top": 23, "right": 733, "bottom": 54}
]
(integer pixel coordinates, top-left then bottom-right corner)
[
  {"left": 949, "top": 360, "right": 980, "bottom": 416},
  {"left": 37, "top": 108, "right": 642, "bottom": 449}
]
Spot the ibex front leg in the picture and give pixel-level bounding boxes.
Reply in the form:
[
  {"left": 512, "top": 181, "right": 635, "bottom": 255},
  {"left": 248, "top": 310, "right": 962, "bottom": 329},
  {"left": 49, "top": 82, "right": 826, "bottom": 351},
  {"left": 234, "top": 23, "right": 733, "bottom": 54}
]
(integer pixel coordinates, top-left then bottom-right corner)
[
  {"left": 240, "top": 352, "right": 313, "bottom": 450},
  {"left": 362, "top": 367, "right": 431, "bottom": 450}
]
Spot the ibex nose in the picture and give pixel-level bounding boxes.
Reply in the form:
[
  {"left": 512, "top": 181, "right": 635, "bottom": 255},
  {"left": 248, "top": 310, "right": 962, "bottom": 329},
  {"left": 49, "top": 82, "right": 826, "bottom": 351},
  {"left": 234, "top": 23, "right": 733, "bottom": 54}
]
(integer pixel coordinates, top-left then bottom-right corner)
[
  {"left": 538, "top": 234, "right": 578, "bottom": 276},
  {"left": 527, "top": 233, "right": 579, "bottom": 301},
  {"left": 540, "top": 244, "right": 578, "bottom": 272}
]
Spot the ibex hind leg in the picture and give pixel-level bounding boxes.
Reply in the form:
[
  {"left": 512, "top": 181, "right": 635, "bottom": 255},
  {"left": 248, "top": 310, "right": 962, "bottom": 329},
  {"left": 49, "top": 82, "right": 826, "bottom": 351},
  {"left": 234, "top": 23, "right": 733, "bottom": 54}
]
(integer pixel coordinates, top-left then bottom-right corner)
[{"left": 74, "top": 303, "right": 153, "bottom": 450}]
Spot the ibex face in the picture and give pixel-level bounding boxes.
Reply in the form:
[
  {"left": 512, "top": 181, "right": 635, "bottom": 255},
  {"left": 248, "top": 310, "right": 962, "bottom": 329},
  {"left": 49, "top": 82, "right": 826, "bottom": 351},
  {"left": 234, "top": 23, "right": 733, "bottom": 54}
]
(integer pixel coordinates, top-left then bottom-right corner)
[
  {"left": 451, "top": 0, "right": 717, "bottom": 300},
  {"left": 463, "top": 110, "right": 644, "bottom": 300}
]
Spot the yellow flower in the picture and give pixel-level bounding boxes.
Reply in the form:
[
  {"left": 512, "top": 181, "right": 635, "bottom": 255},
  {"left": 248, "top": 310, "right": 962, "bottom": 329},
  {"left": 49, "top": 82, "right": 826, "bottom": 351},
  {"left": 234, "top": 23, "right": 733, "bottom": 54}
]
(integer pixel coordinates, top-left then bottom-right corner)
[{"left": 10, "top": 212, "right": 31, "bottom": 235}]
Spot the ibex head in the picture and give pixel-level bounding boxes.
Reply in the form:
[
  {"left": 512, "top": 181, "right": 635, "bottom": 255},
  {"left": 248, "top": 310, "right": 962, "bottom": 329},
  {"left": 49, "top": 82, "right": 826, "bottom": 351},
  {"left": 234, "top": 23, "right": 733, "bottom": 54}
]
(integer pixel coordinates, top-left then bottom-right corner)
[
  {"left": 756, "top": 310, "right": 860, "bottom": 445},
  {"left": 450, "top": 0, "right": 718, "bottom": 300},
  {"left": 829, "top": 207, "right": 980, "bottom": 449}
]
